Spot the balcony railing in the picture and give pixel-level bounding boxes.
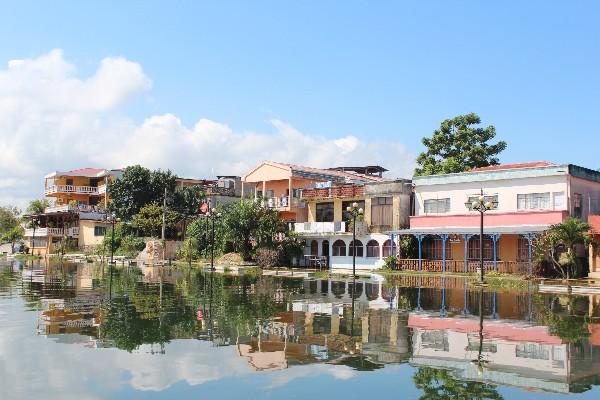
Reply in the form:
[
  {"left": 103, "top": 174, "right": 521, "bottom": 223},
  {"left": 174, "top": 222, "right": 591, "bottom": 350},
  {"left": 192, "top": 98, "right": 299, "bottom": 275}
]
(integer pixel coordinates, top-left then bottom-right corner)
[
  {"left": 294, "top": 222, "right": 347, "bottom": 235},
  {"left": 301, "top": 185, "right": 364, "bottom": 199},
  {"left": 394, "top": 259, "right": 530, "bottom": 274},
  {"left": 206, "top": 186, "right": 236, "bottom": 197},
  {"left": 25, "top": 227, "right": 81, "bottom": 237},
  {"left": 265, "top": 196, "right": 304, "bottom": 209},
  {"left": 44, "top": 204, "right": 106, "bottom": 214},
  {"left": 98, "top": 185, "right": 107, "bottom": 195},
  {"left": 45, "top": 185, "right": 99, "bottom": 196}
]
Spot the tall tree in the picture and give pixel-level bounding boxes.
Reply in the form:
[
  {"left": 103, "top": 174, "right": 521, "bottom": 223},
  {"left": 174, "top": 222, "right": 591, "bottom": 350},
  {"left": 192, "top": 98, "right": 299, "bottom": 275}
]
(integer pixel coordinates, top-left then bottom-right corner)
[
  {"left": 131, "top": 203, "right": 179, "bottom": 238},
  {"left": 108, "top": 165, "right": 177, "bottom": 220},
  {"left": 0, "top": 206, "right": 20, "bottom": 236},
  {"left": 1, "top": 226, "right": 24, "bottom": 253},
  {"left": 415, "top": 113, "right": 507, "bottom": 176}
]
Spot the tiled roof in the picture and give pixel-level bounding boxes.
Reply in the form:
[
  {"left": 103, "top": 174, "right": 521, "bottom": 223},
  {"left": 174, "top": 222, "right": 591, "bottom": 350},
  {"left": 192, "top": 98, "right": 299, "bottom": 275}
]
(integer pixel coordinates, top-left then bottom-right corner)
[
  {"left": 277, "top": 162, "right": 383, "bottom": 182},
  {"left": 470, "top": 161, "right": 555, "bottom": 172}
]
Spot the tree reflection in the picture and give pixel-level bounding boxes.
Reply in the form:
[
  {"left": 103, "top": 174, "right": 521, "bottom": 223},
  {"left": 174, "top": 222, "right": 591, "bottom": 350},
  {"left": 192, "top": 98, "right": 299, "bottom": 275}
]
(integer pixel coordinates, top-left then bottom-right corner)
[{"left": 413, "top": 367, "right": 503, "bottom": 400}]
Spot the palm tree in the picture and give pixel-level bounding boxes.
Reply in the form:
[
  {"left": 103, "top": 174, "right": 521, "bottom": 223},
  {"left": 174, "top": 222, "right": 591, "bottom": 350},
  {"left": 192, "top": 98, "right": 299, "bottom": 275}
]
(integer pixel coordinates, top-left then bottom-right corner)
[{"left": 538, "top": 217, "right": 597, "bottom": 280}]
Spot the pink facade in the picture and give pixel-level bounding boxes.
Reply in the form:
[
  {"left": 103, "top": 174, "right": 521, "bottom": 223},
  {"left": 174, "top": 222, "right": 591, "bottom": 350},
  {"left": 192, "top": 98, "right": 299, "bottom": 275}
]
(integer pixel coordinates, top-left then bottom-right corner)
[{"left": 410, "top": 210, "right": 569, "bottom": 228}]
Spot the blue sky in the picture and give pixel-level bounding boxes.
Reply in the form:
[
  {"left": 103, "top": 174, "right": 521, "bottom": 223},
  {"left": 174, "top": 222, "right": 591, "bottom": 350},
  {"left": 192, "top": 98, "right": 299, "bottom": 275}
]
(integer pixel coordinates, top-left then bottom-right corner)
[{"left": 1, "top": 1, "right": 599, "bottom": 205}]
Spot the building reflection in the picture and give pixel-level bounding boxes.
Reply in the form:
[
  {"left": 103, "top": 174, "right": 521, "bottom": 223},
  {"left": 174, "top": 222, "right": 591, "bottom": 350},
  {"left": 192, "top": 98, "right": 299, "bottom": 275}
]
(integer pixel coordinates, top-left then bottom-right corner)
[{"left": 14, "top": 260, "right": 600, "bottom": 394}]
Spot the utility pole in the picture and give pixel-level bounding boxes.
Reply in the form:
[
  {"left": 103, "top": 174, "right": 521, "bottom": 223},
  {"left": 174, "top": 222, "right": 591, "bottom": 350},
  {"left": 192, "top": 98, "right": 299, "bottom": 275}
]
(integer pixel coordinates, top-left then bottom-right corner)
[{"left": 162, "top": 187, "right": 167, "bottom": 261}]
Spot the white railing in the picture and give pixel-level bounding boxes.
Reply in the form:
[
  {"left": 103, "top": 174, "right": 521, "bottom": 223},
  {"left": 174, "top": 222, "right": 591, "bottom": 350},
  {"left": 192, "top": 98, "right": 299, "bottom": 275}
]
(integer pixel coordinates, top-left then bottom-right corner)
[
  {"left": 265, "top": 196, "right": 304, "bottom": 209},
  {"left": 44, "top": 204, "right": 106, "bottom": 214},
  {"left": 44, "top": 185, "right": 99, "bottom": 196},
  {"left": 293, "top": 222, "right": 346, "bottom": 234},
  {"left": 25, "top": 227, "right": 80, "bottom": 237},
  {"left": 98, "top": 185, "right": 107, "bottom": 194},
  {"left": 69, "top": 227, "right": 80, "bottom": 237}
]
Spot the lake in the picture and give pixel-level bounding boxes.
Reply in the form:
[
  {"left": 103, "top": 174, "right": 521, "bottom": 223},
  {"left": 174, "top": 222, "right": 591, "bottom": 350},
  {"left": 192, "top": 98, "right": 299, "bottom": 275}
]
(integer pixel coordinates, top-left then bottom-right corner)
[{"left": 1, "top": 259, "right": 599, "bottom": 399}]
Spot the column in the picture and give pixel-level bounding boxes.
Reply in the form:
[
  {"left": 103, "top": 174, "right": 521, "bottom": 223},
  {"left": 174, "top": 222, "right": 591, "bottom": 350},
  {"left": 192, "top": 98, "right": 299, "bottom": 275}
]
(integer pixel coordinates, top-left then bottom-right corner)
[
  {"left": 390, "top": 313, "right": 398, "bottom": 346},
  {"left": 262, "top": 181, "right": 266, "bottom": 199},
  {"left": 390, "top": 233, "right": 395, "bottom": 257},
  {"left": 416, "top": 234, "right": 424, "bottom": 271},
  {"left": 492, "top": 234, "right": 500, "bottom": 272},
  {"left": 464, "top": 234, "right": 471, "bottom": 273},
  {"left": 440, "top": 234, "right": 448, "bottom": 273}
]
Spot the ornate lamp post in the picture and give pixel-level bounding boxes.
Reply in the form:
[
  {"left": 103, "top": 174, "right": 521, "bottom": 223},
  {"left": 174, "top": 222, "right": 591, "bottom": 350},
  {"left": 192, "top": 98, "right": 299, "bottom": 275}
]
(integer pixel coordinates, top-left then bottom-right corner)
[
  {"left": 346, "top": 202, "right": 363, "bottom": 278},
  {"left": 465, "top": 189, "right": 497, "bottom": 284},
  {"left": 108, "top": 213, "right": 120, "bottom": 264},
  {"left": 208, "top": 208, "right": 221, "bottom": 271}
]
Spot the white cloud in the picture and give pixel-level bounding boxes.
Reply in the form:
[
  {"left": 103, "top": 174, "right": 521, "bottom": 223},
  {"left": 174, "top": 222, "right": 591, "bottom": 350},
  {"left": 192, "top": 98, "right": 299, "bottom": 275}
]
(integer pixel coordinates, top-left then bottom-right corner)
[{"left": 0, "top": 49, "right": 414, "bottom": 208}]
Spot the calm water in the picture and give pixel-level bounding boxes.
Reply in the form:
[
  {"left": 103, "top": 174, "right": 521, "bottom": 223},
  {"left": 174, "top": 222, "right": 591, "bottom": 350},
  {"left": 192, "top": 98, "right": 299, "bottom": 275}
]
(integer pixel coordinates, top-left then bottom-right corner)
[{"left": 1, "top": 260, "right": 599, "bottom": 400}]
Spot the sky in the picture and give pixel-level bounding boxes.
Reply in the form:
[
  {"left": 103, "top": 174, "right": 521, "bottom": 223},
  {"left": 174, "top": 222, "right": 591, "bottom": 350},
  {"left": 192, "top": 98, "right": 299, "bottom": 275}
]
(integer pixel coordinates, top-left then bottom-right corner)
[{"left": 1, "top": 1, "right": 599, "bottom": 207}]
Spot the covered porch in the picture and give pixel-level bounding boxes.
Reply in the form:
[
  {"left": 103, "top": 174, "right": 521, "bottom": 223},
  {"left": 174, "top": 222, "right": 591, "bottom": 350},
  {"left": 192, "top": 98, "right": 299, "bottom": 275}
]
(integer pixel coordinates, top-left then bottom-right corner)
[{"left": 387, "top": 226, "right": 548, "bottom": 275}]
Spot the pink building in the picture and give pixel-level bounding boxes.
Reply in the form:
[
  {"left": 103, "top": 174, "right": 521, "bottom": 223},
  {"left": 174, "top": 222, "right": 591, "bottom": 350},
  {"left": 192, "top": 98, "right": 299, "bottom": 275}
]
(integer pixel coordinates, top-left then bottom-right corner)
[{"left": 389, "top": 162, "right": 600, "bottom": 274}]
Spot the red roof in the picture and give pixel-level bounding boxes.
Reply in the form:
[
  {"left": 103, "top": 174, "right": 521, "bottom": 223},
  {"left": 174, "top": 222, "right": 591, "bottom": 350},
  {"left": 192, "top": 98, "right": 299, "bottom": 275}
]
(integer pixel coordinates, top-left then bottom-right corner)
[{"left": 470, "top": 161, "right": 555, "bottom": 172}]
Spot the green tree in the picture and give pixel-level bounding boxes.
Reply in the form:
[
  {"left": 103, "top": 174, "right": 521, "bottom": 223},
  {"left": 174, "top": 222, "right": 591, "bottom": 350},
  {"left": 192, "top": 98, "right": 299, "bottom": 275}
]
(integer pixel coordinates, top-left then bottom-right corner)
[
  {"left": 415, "top": 113, "right": 507, "bottom": 176},
  {"left": 108, "top": 165, "right": 177, "bottom": 220},
  {"left": 0, "top": 206, "right": 20, "bottom": 235},
  {"left": 1, "top": 226, "right": 24, "bottom": 253},
  {"left": 25, "top": 199, "right": 50, "bottom": 215},
  {"left": 132, "top": 203, "right": 179, "bottom": 238},
  {"left": 414, "top": 367, "right": 503, "bottom": 400},
  {"left": 534, "top": 217, "right": 597, "bottom": 279},
  {"left": 221, "top": 199, "right": 281, "bottom": 261}
]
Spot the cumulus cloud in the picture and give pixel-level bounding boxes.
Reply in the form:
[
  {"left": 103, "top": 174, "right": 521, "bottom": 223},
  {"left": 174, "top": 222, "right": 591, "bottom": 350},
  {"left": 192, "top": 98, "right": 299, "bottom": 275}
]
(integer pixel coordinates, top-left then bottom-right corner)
[{"left": 0, "top": 49, "right": 414, "bottom": 208}]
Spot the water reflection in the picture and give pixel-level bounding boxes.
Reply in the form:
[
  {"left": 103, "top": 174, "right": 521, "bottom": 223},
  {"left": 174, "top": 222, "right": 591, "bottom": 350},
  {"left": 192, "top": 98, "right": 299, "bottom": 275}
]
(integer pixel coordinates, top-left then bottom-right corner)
[{"left": 1, "top": 259, "right": 600, "bottom": 398}]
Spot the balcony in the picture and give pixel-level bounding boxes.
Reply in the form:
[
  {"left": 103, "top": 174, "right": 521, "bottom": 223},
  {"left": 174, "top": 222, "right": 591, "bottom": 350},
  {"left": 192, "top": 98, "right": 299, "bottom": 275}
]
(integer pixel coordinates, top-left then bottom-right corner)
[
  {"left": 293, "top": 222, "right": 346, "bottom": 235},
  {"left": 45, "top": 185, "right": 99, "bottom": 196},
  {"left": 301, "top": 185, "right": 364, "bottom": 199},
  {"left": 98, "top": 185, "right": 107, "bottom": 195},
  {"left": 265, "top": 196, "right": 304, "bottom": 210},
  {"left": 25, "top": 227, "right": 80, "bottom": 238},
  {"left": 206, "top": 185, "right": 236, "bottom": 197},
  {"left": 44, "top": 204, "right": 105, "bottom": 213}
]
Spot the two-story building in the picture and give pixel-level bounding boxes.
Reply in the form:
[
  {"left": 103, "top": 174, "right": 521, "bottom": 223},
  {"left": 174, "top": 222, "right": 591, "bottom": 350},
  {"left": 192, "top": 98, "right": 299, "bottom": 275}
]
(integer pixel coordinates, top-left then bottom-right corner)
[
  {"left": 388, "top": 162, "right": 600, "bottom": 274},
  {"left": 26, "top": 168, "right": 122, "bottom": 255}
]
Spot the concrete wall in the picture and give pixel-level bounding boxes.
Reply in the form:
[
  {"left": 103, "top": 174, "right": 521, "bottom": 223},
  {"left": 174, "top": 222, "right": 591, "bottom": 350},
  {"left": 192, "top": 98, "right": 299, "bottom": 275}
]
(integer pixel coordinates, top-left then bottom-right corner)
[{"left": 78, "top": 220, "right": 108, "bottom": 249}]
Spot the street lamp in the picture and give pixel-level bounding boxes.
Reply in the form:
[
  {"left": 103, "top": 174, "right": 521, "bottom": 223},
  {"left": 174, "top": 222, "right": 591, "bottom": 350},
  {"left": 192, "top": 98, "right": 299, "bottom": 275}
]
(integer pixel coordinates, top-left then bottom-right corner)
[
  {"left": 108, "top": 213, "right": 120, "bottom": 264},
  {"left": 208, "top": 208, "right": 221, "bottom": 271},
  {"left": 346, "top": 202, "right": 363, "bottom": 278},
  {"left": 465, "top": 189, "right": 497, "bottom": 284}
]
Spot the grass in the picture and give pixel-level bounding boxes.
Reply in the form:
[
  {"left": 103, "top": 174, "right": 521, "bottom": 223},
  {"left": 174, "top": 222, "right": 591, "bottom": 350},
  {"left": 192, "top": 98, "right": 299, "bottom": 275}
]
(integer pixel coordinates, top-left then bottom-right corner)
[{"left": 14, "top": 254, "right": 42, "bottom": 260}]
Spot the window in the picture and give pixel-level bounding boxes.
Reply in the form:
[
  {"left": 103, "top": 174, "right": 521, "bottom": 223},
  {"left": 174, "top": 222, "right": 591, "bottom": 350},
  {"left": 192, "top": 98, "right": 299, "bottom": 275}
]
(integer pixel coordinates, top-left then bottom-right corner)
[
  {"left": 332, "top": 240, "right": 346, "bottom": 256},
  {"left": 370, "top": 197, "right": 393, "bottom": 226},
  {"left": 468, "top": 236, "right": 494, "bottom": 260},
  {"left": 517, "top": 237, "right": 530, "bottom": 262},
  {"left": 310, "top": 240, "right": 318, "bottom": 256},
  {"left": 423, "top": 237, "right": 452, "bottom": 260},
  {"left": 553, "top": 192, "right": 565, "bottom": 210},
  {"left": 382, "top": 239, "right": 394, "bottom": 257},
  {"left": 292, "top": 188, "right": 300, "bottom": 198},
  {"left": 573, "top": 193, "right": 582, "bottom": 219},
  {"left": 517, "top": 192, "right": 551, "bottom": 210},
  {"left": 316, "top": 202, "right": 334, "bottom": 222},
  {"left": 342, "top": 200, "right": 365, "bottom": 222},
  {"left": 516, "top": 343, "right": 550, "bottom": 360},
  {"left": 421, "top": 330, "right": 449, "bottom": 351},
  {"left": 266, "top": 189, "right": 274, "bottom": 199},
  {"left": 424, "top": 198, "right": 450, "bottom": 214},
  {"left": 349, "top": 240, "right": 364, "bottom": 257},
  {"left": 66, "top": 178, "right": 73, "bottom": 186},
  {"left": 366, "top": 240, "right": 380, "bottom": 258},
  {"left": 94, "top": 226, "right": 107, "bottom": 236},
  {"left": 467, "top": 195, "right": 498, "bottom": 210}
]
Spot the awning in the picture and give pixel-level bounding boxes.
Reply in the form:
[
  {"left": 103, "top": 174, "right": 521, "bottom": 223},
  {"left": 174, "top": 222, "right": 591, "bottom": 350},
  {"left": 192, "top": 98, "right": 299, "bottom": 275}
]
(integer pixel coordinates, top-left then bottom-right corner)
[{"left": 386, "top": 225, "right": 548, "bottom": 236}]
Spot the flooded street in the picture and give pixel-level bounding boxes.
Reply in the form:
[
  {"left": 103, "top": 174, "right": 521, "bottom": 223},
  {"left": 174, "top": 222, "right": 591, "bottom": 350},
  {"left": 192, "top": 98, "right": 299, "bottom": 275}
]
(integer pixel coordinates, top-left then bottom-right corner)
[{"left": 1, "top": 260, "right": 599, "bottom": 399}]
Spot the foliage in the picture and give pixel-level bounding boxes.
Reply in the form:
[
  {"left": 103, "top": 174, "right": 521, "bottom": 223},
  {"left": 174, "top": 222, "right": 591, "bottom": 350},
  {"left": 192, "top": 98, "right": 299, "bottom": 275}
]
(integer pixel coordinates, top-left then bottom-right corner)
[
  {"left": 108, "top": 165, "right": 177, "bottom": 221},
  {"left": 220, "top": 199, "right": 280, "bottom": 261},
  {"left": 131, "top": 203, "right": 179, "bottom": 238},
  {"left": 0, "top": 205, "right": 21, "bottom": 236},
  {"left": 255, "top": 247, "right": 280, "bottom": 268},
  {"left": 398, "top": 235, "right": 417, "bottom": 259},
  {"left": 177, "top": 236, "right": 199, "bottom": 263},
  {"left": 384, "top": 255, "right": 398, "bottom": 270},
  {"left": 96, "top": 222, "right": 146, "bottom": 257},
  {"left": 1, "top": 226, "right": 24, "bottom": 253},
  {"left": 534, "top": 217, "right": 597, "bottom": 279},
  {"left": 414, "top": 113, "right": 507, "bottom": 176},
  {"left": 172, "top": 185, "right": 205, "bottom": 220},
  {"left": 185, "top": 216, "right": 226, "bottom": 259},
  {"left": 25, "top": 199, "right": 49, "bottom": 215},
  {"left": 413, "top": 366, "right": 503, "bottom": 400}
]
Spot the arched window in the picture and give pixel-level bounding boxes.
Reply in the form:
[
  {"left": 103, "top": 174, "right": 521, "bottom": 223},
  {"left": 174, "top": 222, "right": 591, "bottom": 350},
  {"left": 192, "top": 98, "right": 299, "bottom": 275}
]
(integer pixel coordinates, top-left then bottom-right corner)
[
  {"left": 310, "top": 240, "right": 318, "bottom": 256},
  {"left": 468, "top": 235, "right": 494, "bottom": 260},
  {"left": 423, "top": 236, "right": 452, "bottom": 260},
  {"left": 382, "top": 239, "right": 394, "bottom": 257},
  {"left": 366, "top": 240, "right": 380, "bottom": 258},
  {"left": 349, "top": 240, "right": 364, "bottom": 257},
  {"left": 332, "top": 240, "right": 346, "bottom": 256},
  {"left": 322, "top": 240, "right": 329, "bottom": 256}
]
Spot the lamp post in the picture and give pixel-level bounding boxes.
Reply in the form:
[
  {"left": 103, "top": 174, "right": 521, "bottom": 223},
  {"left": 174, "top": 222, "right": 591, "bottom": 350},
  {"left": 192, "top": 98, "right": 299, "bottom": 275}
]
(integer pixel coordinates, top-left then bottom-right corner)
[
  {"left": 346, "top": 202, "right": 363, "bottom": 278},
  {"left": 208, "top": 208, "right": 221, "bottom": 271},
  {"left": 109, "top": 213, "right": 120, "bottom": 264},
  {"left": 465, "top": 189, "right": 497, "bottom": 284}
]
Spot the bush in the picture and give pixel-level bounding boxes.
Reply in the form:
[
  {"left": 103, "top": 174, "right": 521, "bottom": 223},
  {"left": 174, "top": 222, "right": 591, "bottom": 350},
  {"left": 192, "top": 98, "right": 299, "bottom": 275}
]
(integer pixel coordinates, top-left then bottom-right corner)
[
  {"left": 384, "top": 255, "right": 398, "bottom": 270},
  {"left": 255, "top": 248, "right": 281, "bottom": 268}
]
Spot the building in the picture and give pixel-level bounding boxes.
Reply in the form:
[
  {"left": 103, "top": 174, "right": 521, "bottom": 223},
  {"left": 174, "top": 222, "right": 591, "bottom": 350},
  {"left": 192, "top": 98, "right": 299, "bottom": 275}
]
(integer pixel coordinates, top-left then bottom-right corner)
[
  {"left": 176, "top": 175, "right": 254, "bottom": 208},
  {"left": 388, "top": 162, "right": 600, "bottom": 274},
  {"left": 242, "top": 161, "right": 413, "bottom": 271},
  {"left": 25, "top": 168, "right": 122, "bottom": 255}
]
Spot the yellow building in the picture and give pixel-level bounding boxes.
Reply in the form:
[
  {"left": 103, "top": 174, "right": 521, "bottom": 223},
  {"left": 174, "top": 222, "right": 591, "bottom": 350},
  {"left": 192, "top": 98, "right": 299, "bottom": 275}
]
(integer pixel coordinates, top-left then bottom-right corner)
[{"left": 26, "top": 168, "right": 122, "bottom": 255}]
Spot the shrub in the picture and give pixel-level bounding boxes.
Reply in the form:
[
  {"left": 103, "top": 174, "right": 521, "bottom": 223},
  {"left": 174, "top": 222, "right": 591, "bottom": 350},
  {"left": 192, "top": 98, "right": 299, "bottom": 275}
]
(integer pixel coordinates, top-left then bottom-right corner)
[
  {"left": 384, "top": 255, "right": 398, "bottom": 270},
  {"left": 255, "top": 248, "right": 280, "bottom": 268}
]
